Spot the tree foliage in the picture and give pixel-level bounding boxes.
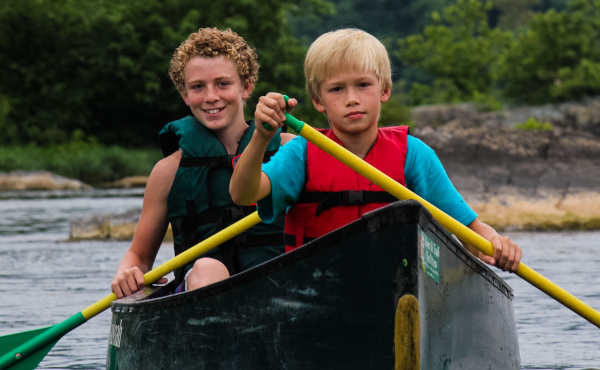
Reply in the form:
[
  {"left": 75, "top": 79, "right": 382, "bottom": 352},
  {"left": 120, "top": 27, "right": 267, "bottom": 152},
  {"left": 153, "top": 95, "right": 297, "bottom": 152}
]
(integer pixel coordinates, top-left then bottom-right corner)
[
  {"left": 0, "top": 0, "right": 330, "bottom": 146},
  {"left": 396, "top": 0, "right": 512, "bottom": 107},
  {"left": 499, "top": 0, "right": 600, "bottom": 104},
  {"left": 0, "top": 0, "right": 595, "bottom": 148},
  {"left": 290, "top": 0, "right": 445, "bottom": 40},
  {"left": 394, "top": 0, "right": 597, "bottom": 108}
]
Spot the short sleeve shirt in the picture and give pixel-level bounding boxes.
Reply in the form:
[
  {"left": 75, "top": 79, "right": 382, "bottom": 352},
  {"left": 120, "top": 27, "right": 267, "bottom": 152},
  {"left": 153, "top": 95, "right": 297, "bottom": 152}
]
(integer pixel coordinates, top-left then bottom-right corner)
[{"left": 258, "top": 134, "right": 477, "bottom": 226}]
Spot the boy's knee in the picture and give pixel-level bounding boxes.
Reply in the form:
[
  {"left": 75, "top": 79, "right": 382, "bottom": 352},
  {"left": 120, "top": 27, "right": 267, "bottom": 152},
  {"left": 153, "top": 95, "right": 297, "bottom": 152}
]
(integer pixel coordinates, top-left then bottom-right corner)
[{"left": 187, "top": 257, "right": 230, "bottom": 290}]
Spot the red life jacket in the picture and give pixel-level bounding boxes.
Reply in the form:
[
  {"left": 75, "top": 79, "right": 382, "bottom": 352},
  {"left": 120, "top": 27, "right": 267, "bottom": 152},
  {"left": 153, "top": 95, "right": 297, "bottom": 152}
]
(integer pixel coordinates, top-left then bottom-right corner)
[{"left": 283, "top": 126, "right": 409, "bottom": 252}]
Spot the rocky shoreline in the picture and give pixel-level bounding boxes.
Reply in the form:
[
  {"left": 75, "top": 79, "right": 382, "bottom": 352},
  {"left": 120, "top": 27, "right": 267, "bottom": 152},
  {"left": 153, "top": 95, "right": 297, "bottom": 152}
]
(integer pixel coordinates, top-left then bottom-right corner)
[
  {"left": 3, "top": 98, "right": 600, "bottom": 239},
  {"left": 412, "top": 97, "right": 600, "bottom": 231}
]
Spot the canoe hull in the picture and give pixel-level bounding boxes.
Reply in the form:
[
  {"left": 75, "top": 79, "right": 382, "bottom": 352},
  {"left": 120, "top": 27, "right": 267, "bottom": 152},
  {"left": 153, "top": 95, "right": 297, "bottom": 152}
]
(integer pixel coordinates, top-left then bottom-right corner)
[{"left": 107, "top": 201, "right": 519, "bottom": 369}]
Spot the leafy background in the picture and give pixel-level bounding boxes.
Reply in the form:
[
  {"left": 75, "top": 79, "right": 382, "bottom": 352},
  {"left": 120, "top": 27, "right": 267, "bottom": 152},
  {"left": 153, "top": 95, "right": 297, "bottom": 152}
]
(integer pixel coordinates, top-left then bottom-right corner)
[{"left": 1, "top": 0, "right": 598, "bottom": 182}]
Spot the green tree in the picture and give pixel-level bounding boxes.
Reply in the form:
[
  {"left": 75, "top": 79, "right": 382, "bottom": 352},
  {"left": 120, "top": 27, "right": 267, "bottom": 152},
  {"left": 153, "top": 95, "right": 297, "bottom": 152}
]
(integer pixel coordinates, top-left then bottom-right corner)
[
  {"left": 489, "top": 0, "right": 551, "bottom": 29},
  {"left": 396, "top": 0, "right": 512, "bottom": 107},
  {"left": 0, "top": 0, "right": 331, "bottom": 146},
  {"left": 499, "top": 0, "right": 600, "bottom": 104},
  {"left": 290, "top": 0, "right": 445, "bottom": 41}
]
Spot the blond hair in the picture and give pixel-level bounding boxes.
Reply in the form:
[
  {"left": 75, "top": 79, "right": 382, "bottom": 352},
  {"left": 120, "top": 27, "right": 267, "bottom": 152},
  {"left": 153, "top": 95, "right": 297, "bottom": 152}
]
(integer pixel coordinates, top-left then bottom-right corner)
[
  {"left": 304, "top": 28, "right": 392, "bottom": 101},
  {"left": 169, "top": 27, "right": 259, "bottom": 93}
]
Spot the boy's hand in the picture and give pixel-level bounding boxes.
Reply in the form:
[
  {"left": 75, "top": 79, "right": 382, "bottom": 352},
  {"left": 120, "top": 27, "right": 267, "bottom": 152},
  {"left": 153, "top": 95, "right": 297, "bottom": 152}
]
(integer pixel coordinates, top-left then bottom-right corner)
[
  {"left": 468, "top": 218, "right": 522, "bottom": 272},
  {"left": 255, "top": 92, "right": 298, "bottom": 136},
  {"left": 487, "top": 233, "right": 522, "bottom": 272},
  {"left": 111, "top": 266, "right": 167, "bottom": 298}
]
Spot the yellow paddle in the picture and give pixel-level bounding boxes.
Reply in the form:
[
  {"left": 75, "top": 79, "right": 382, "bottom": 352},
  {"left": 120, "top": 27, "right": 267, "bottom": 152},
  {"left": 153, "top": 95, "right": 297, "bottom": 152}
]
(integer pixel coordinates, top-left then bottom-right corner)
[
  {"left": 281, "top": 106, "right": 600, "bottom": 329},
  {"left": 0, "top": 212, "right": 262, "bottom": 370}
]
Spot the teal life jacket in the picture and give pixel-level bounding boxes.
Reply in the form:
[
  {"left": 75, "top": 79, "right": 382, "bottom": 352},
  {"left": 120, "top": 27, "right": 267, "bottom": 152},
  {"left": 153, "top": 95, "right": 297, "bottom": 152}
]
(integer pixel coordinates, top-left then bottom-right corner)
[{"left": 159, "top": 115, "right": 284, "bottom": 283}]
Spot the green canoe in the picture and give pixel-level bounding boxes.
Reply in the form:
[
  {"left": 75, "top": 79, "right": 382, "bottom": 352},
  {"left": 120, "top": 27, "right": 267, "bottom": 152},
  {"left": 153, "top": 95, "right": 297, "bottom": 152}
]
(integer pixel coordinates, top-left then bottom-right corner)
[{"left": 107, "top": 200, "right": 520, "bottom": 369}]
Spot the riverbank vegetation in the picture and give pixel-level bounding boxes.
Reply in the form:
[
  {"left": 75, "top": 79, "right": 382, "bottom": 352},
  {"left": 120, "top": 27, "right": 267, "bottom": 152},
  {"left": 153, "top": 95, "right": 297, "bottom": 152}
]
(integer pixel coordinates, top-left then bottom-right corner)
[
  {"left": 2, "top": 0, "right": 599, "bottom": 149},
  {"left": 0, "top": 131, "right": 160, "bottom": 185}
]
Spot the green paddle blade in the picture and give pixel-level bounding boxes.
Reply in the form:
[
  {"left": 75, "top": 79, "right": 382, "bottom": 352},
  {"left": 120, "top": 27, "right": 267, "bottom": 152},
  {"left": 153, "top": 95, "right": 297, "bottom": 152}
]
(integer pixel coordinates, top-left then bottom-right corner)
[
  {"left": 0, "top": 314, "right": 85, "bottom": 370},
  {"left": 0, "top": 327, "right": 57, "bottom": 370}
]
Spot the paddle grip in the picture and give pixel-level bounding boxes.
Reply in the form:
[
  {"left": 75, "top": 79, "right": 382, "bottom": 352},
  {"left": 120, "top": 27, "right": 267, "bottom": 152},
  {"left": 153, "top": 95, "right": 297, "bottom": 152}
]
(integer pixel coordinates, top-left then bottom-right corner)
[{"left": 262, "top": 95, "right": 292, "bottom": 131}]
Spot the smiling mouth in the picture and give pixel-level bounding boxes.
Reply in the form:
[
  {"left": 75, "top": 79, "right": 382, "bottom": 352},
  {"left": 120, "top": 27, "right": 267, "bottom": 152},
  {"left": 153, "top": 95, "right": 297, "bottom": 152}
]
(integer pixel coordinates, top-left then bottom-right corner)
[{"left": 204, "top": 107, "right": 225, "bottom": 114}]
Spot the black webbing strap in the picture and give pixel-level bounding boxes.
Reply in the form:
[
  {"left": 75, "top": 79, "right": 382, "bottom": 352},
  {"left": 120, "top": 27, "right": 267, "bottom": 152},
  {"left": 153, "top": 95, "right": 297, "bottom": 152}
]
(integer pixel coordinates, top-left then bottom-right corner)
[
  {"left": 235, "top": 232, "right": 284, "bottom": 249},
  {"left": 180, "top": 155, "right": 233, "bottom": 168},
  {"left": 181, "top": 149, "right": 277, "bottom": 169},
  {"left": 185, "top": 203, "right": 256, "bottom": 226},
  {"left": 297, "top": 190, "right": 397, "bottom": 215}
]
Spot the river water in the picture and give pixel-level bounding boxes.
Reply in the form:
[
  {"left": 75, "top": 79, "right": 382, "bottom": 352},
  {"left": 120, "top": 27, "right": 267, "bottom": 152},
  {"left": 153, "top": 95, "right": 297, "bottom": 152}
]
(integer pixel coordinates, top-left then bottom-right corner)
[{"left": 0, "top": 189, "right": 598, "bottom": 369}]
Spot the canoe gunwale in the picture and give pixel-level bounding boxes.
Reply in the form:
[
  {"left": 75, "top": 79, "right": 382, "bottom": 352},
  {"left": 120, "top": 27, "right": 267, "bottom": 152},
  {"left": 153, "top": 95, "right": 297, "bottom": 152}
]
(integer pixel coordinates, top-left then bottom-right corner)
[{"left": 112, "top": 200, "right": 513, "bottom": 313}]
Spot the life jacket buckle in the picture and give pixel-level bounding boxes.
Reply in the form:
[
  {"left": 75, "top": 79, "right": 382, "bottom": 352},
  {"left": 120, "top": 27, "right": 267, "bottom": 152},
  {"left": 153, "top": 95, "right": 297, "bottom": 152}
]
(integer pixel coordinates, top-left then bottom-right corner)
[{"left": 344, "top": 191, "right": 365, "bottom": 205}]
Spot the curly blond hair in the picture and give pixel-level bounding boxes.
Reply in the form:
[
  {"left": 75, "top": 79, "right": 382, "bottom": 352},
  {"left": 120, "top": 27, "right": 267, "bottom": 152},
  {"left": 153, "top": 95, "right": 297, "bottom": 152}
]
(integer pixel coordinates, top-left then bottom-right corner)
[
  {"left": 305, "top": 28, "right": 392, "bottom": 101},
  {"left": 169, "top": 27, "right": 259, "bottom": 93}
]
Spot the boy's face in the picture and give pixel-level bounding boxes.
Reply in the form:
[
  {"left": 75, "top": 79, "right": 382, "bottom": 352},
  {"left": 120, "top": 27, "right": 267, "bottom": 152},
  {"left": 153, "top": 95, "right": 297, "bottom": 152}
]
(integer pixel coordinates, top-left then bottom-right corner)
[
  {"left": 312, "top": 69, "right": 390, "bottom": 136},
  {"left": 180, "top": 56, "right": 252, "bottom": 133}
]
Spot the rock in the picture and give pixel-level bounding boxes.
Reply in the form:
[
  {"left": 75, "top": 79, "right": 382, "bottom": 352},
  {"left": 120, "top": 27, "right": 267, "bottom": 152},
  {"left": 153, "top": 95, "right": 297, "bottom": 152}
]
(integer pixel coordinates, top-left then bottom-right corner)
[
  {"left": 412, "top": 99, "right": 600, "bottom": 202},
  {"left": 69, "top": 208, "right": 173, "bottom": 241},
  {"left": 102, "top": 176, "right": 148, "bottom": 189},
  {"left": 69, "top": 208, "right": 140, "bottom": 241},
  {"left": 0, "top": 171, "right": 91, "bottom": 191},
  {"left": 471, "top": 192, "right": 600, "bottom": 231},
  {"left": 409, "top": 98, "right": 600, "bottom": 231},
  {"left": 411, "top": 103, "right": 480, "bottom": 127}
]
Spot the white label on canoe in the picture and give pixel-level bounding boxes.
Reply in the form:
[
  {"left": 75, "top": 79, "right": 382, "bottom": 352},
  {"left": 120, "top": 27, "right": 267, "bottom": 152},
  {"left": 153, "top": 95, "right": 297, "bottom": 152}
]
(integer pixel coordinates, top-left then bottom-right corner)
[
  {"left": 109, "top": 319, "right": 123, "bottom": 348},
  {"left": 420, "top": 231, "right": 440, "bottom": 283}
]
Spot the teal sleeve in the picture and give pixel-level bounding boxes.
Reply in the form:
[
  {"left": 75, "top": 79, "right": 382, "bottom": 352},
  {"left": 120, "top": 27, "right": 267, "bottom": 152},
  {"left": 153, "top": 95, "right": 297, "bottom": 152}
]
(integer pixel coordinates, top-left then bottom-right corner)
[
  {"left": 257, "top": 136, "right": 307, "bottom": 223},
  {"left": 404, "top": 135, "right": 477, "bottom": 226}
]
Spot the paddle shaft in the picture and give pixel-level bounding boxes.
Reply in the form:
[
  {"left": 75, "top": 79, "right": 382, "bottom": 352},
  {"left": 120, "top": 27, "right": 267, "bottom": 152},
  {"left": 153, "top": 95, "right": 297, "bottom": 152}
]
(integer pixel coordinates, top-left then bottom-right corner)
[
  {"left": 83, "top": 211, "right": 261, "bottom": 319},
  {"left": 283, "top": 113, "right": 600, "bottom": 328},
  {"left": 0, "top": 211, "right": 262, "bottom": 369}
]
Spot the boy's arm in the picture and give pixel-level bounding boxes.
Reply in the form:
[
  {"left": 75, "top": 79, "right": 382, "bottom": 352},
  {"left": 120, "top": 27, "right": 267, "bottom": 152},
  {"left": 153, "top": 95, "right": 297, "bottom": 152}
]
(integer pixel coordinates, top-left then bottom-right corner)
[
  {"left": 230, "top": 129, "right": 274, "bottom": 205},
  {"left": 230, "top": 93, "right": 297, "bottom": 205},
  {"left": 404, "top": 136, "right": 522, "bottom": 272},
  {"left": 468, "top": 218, "right": 522, "bottom": 272},
  {"left": 111, "top": 151, "right": 177, "bottom": 297}
]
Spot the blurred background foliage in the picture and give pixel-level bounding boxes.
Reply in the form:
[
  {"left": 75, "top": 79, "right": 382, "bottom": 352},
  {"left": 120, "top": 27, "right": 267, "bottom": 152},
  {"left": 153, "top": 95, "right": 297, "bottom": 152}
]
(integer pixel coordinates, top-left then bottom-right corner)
[{"left": 2, "top": 0, "right": 598, "bottom": 183}]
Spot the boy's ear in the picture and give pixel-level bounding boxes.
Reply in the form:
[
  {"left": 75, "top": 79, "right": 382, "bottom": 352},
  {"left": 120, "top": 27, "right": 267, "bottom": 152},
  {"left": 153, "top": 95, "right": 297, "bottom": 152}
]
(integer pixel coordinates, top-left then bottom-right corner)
[
  {"left": 242, "top": 82, "right": 254, "bottom": 100},
  {"left": 179, "top": 90, "right": 191, "bottom": 107},
  {"left": 311, "top": 97, "right": 326, "bottom": 113},
  {"left": 381, "top": 87, "right": 391, "bottom": 103}
]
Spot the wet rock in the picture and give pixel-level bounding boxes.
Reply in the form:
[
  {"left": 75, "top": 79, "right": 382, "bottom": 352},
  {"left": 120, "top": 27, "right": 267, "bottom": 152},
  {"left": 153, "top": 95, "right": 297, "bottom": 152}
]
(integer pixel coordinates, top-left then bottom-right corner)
[
  {"left": 0, "top": 171, "right": 91, "bottom": 191},
  {"left": 69, "top": 208, "right": 140, "bottom": 241},
  {"left": 471, "top": 192, "right": 600, "bottom": 231},
  {"left": 101, "top": 176, "right": 148, "bottom": 189},
  {"left": 69, "top": 208, "right": 173, "bottom": 241},
  {"left": 412, "top": 99, "right": 600, "bottom": 202}
]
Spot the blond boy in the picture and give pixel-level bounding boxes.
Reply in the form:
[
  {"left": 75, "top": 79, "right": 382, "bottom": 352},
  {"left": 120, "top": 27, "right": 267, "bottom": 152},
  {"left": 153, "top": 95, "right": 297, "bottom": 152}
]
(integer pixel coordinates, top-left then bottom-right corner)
[{"left": 230, "top": 28, "right": 521, "bottom": 271}]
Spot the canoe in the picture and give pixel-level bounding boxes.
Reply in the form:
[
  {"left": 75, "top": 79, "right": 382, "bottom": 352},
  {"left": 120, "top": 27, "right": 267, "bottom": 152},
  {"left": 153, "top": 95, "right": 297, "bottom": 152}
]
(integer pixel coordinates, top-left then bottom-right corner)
[{"left": 106, "top": 200, "right": 520, "bottom": 369}]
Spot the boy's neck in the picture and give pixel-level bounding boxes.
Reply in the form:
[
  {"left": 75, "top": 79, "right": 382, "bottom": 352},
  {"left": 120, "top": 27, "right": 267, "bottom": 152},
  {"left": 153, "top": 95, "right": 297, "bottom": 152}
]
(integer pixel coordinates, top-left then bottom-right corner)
[
  {"left": 333, "top": 127, "right": 378, "bottom": 159},
  {"left": 216, "top": 119, "right": 249, "bottom": 155}
]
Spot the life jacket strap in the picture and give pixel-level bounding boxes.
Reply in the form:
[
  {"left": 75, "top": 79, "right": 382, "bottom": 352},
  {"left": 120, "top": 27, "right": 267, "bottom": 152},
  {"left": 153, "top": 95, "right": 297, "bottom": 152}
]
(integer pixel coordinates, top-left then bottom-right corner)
[{"left": 297, "top": 190, "right": 397, "bottom": 216}]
